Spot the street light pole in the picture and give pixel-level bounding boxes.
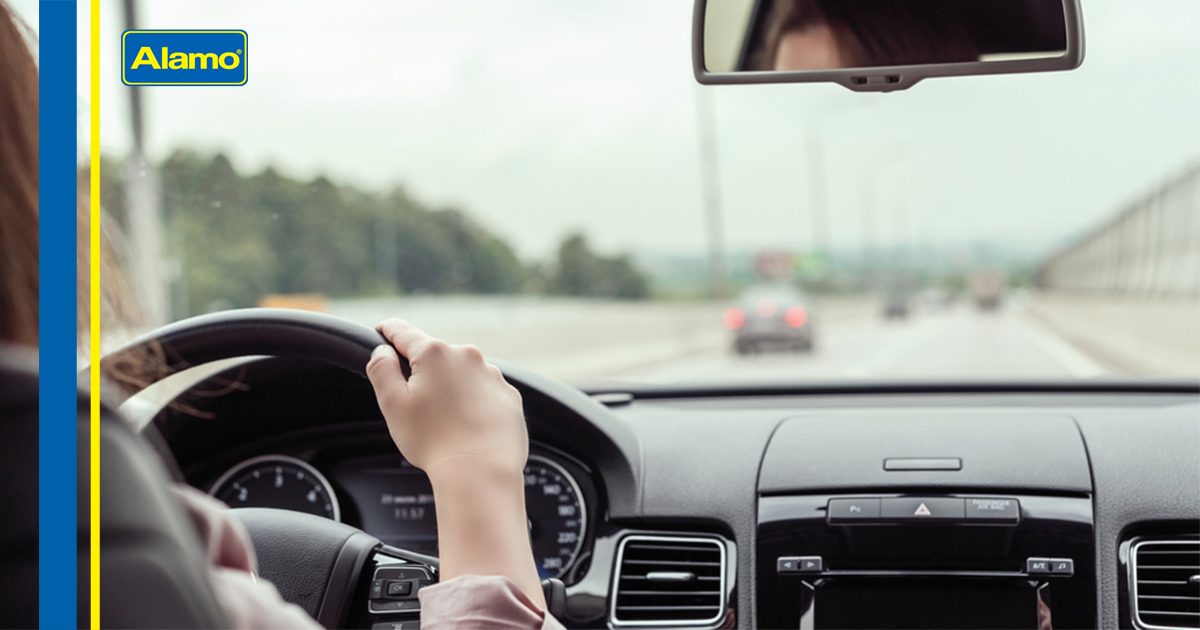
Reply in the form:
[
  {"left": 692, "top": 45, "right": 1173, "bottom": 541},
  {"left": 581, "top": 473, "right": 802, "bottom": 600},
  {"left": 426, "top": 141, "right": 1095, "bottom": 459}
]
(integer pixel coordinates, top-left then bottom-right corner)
[
  {"left": 807, "top": 130, "right": 829, "bottom": 260},
  {"left": 121, "top": 0, "right": 169, "bottom": 325},
  {"left": 696, "top": 87, "right": 726, "bottom": 299},
  {"left": 805, "top": 100, "right": 877, "bottom": 274}
]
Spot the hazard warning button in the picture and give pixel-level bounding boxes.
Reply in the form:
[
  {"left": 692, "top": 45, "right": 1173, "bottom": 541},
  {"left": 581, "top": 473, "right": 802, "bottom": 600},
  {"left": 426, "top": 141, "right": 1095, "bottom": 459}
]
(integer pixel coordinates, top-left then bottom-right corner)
[{"left": 880, "top": 498, "right": 966, "bottom": 521}]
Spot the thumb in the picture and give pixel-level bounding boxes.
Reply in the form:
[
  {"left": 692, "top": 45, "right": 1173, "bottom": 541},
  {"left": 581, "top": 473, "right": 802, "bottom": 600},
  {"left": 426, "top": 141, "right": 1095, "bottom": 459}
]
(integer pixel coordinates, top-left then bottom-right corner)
[{"left": 366, "top": 344, "right": 409, "bottom": 406}]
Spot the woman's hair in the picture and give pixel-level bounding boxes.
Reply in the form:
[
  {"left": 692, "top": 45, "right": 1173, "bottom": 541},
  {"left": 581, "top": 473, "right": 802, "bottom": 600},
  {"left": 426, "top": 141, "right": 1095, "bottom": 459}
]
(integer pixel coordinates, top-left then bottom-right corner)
[
  {"left": 752, "top": 0, "right": 983, "bottom": 70},
  {"left": 0, "top": 2, "right": 39, "bottom": 347}
]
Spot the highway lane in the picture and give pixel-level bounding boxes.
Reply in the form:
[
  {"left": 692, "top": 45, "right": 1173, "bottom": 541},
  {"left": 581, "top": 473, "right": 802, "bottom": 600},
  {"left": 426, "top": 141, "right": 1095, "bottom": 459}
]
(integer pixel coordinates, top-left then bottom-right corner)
[
  {"left": 327, "top": 293, "right": 1195, "bottom": 383},
  {"left": 117, "top": 295, "right": 1193, "bottom": 423},
  {"left": 619, "top": 301, "right": 1106, "bottom": 384}
]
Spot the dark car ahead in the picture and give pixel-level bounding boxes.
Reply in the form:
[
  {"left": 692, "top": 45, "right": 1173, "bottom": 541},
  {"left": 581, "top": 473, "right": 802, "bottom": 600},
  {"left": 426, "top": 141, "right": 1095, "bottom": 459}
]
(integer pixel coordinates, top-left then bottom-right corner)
[
  {"left": 725, "top": 284, "right": 815, "bottom": 354},
  {"left": 883, "top": 289, "right": 911, "bottom": 319}
]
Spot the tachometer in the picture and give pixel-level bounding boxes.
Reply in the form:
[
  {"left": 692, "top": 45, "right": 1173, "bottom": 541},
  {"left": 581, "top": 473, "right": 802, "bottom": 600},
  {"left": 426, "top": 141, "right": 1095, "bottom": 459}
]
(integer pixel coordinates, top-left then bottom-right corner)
[
  {"left": 210, "top": 455, "right": 341, "bottom": 521},
  {"left": 525, "top": 455, "right": 587, "bottom": 580}
]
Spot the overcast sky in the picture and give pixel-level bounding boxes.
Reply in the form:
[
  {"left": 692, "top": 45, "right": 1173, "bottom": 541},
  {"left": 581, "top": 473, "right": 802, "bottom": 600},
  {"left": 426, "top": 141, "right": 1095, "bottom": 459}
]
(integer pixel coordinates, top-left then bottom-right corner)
[{"left": 85, "top": 0, "right": 1199, "bottom": 260}]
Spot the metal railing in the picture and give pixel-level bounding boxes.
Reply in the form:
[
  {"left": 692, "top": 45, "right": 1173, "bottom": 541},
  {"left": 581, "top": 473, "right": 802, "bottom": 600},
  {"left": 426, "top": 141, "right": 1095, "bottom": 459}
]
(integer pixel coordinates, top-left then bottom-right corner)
[{"left": 1037, "top": 163, "right": 1200, "bottom": 298}]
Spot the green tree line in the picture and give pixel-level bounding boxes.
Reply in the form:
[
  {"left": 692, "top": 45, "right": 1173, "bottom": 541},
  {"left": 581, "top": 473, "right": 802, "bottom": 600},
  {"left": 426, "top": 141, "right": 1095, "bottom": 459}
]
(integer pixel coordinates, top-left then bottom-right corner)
[{"left": 101, "top": 150, "right": 649, "bottom": 315}]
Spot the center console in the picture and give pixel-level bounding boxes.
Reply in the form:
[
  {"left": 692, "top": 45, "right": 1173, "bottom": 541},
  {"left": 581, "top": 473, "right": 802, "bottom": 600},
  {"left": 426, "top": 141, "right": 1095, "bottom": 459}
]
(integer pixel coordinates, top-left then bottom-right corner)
[
  {"left": 756, "top": 412, "right": 1097, "bottom": 629},
  {"left": 757, "top": 493, "right": 1095, "bottom": 628}
]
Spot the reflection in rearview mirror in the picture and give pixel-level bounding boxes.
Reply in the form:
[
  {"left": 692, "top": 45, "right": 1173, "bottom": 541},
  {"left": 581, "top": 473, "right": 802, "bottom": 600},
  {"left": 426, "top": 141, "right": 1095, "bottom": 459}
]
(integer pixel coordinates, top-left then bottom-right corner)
[{"left": 696, "top": 0, "right": 1082, "bottom": 91}]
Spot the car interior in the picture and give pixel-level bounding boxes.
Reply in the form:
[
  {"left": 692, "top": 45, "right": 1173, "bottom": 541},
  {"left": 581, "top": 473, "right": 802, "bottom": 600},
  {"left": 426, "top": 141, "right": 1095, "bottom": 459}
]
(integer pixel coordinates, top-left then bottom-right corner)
[
  {"left": 92, "top": 307, "right": 1199, "bottom": 629},
  {"left": 87, "top": 0, "right": 1200, "bottom": 629}
]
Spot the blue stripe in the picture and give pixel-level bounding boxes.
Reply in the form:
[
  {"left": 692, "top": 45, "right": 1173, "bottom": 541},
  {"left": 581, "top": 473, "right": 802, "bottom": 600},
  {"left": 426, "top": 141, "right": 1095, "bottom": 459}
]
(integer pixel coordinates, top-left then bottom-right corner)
[{"left": 39, "top": 1, "right": 78, "bottom": 628}]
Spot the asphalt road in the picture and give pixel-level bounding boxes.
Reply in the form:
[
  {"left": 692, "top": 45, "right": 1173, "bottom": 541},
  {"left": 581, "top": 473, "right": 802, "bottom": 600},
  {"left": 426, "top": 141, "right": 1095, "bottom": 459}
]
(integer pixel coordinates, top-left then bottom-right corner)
[
  {"left": 328, "top": 293, "right": 1196, "bottom": 384},
  {"left": 121, "top": 294, "right": 1195, "bottom": 423},
  {"left": 619, "top": 301, "right": 1108, "bottom": 384}
]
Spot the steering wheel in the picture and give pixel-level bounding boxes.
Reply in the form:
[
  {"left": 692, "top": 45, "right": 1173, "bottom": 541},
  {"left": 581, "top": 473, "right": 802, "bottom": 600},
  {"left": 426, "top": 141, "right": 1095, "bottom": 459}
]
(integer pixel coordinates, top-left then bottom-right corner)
[{"left": 100, "top": 308, "right": 565, "bottom": 628}]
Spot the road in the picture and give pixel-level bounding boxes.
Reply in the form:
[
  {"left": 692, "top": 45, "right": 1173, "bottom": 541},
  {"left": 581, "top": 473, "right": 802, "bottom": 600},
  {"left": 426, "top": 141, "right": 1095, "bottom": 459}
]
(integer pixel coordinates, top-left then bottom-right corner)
[
  {"left": 329, "top": 293, "right": 1200, "bottom": 385},
  {"left": 115, "top": 293, "right": 1193, "bottom": 426},
  {"left": 620, "top": 301, "right": 1106, "bottom": 385}
]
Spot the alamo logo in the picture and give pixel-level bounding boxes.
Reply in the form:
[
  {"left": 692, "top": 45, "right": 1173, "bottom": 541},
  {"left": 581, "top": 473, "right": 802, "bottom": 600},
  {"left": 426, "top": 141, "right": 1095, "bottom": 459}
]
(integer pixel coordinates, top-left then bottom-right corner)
[{"left": 122, "top": 30, "right": 247, "bottom": 86}]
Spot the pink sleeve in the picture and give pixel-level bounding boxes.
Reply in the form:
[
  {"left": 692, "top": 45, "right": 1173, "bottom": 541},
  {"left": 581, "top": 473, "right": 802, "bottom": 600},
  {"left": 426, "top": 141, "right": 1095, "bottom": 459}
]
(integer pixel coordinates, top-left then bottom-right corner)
[
  {"left": 172, "top": 485, "right": 324, "bottom": 630},
  {"left": 419, "top": 575, "right": 567, "bottom": 630}
]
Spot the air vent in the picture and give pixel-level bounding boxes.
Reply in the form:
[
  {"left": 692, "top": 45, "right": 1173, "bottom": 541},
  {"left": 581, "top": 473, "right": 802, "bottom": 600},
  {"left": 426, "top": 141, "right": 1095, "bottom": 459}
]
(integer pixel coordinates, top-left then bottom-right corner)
[
  {"left": 1131, "top": 539, "right": 1200, "bottom": 629},
  {"left": 610, "top": 535, "right": 727, "bottom": 627}
]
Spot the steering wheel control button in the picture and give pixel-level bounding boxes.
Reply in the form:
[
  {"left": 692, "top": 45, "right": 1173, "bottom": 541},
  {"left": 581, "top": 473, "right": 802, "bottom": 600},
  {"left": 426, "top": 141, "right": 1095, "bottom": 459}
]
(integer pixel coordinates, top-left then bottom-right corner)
[
  {"left": 828, "top": 498, "right": 881, "bottom": 522},
  {"left": 1026, "top": 558, "right": 1053, "bottom": 575},
  {"left": 964, "top": 497, "right": 1020, "bottom": 522},
  {"left": 371, "top": 600, "right": 421, "bottom": 613},
  {"left": 880, "top": 497, "right": 965, "bottom": 521},
  {"left": 1050, "top": 558, "right": 1074, "bottom": 576},
  {"left": 369, "top": 565, "right": 433, "bottom": 614}
]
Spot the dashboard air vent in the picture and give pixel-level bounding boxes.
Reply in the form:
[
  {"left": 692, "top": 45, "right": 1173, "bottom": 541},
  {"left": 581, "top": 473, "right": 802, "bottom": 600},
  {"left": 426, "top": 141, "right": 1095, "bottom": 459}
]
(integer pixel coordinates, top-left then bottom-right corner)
[
  {"left": 1131, "top": 539, "right": 1200, "bottom": 629},
  {"left": 611, "top": 535, "right": 727, "bottom": 627}
]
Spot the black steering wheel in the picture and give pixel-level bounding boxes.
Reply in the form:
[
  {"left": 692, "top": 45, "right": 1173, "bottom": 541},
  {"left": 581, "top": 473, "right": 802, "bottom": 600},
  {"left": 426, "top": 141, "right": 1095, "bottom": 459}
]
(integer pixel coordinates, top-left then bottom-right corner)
[
  {"left": 100, "top": 308, "right": 566, "bottom": 628},
  {"left": 102, "top": 307, "right": 404, "bottom": 381}
]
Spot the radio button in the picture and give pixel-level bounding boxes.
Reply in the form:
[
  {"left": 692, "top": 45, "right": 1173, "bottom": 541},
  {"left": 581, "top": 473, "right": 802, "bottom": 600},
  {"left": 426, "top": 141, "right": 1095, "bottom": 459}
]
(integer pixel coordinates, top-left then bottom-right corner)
[
  {"left": 828, "top": 498, "right": 881, "bottom": 522},
  {"left": 797, "top": 556, "right": 823, "bottom": 573},
  {"left": 777, "top": 556, "right": 823, "bottom": 574},
  {"left": 880, "top": 498, "right": 965, "bottom": 520}
]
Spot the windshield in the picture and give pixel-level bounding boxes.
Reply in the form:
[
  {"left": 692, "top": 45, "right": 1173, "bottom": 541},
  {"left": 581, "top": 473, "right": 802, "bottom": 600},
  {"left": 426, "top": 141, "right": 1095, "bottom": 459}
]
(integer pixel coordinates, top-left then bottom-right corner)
[{"left": 97, "top": 0, "right": 1200, "bottom": 385}]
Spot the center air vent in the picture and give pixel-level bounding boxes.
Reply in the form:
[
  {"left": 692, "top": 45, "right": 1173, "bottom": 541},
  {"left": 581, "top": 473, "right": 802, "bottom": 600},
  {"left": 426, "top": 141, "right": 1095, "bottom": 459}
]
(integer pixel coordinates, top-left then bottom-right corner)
[
  {"left": 1131, "top": 539, "right": 1200, "bottom": 629},
  {"left": 610, "top": 535, "right": 727, "bottom": 627}
]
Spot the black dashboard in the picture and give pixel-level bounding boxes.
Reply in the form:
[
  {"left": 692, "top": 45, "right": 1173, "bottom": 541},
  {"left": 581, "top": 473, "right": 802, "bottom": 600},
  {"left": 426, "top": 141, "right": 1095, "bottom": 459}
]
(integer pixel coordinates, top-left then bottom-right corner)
[
  {"left": 148, "top": 355, "right": 1200, "bottom": 629},
  {"left": 200, "top": 434, "right": 597, "bottom": 584}
]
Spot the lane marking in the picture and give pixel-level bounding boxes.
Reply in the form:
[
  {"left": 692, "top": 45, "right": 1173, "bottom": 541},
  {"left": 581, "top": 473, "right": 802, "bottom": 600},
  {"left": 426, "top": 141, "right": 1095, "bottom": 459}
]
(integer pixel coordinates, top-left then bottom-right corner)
[
  {"left": 841, "top": 317, "right": 944, "bottom": 378},
  {"left": 1014, "top": 310, "right": 1106, "bottom": 377}
]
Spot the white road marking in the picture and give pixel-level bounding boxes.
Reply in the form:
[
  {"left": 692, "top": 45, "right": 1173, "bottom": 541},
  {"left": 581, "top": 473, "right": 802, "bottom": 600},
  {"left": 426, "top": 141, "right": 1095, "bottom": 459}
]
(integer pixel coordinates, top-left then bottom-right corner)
[
  {"left": 1014, "top": 310, "right": 1106, "bottom": 377},
  {"left": 841, "top": 317, "right": 945, "bottom": 378}
]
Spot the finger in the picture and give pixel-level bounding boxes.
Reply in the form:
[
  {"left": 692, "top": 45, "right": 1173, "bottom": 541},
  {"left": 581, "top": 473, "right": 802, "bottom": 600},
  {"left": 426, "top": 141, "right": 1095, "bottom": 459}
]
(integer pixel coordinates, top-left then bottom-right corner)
[
  {"left": 376, "top": 318, "right": 437, "bottom": 360},
  {"left": 366, "top": 344, "right": 409, "bottom": 401}
]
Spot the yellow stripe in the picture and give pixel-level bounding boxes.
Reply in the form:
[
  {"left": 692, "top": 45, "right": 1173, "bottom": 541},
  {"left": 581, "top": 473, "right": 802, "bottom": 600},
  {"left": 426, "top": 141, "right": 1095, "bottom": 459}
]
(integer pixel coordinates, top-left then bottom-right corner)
[{"left": 89, "top": 0, "right": 101, "bottom": 625}]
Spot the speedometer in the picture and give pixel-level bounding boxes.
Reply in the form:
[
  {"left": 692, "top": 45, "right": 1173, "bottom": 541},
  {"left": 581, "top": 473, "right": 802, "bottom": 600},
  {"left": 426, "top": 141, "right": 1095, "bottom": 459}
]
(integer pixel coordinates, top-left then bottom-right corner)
[
  {"left": 524, "top": 455, "right": 587, "bottom": 580},
  {"left": 210, "top": 455, "right": 341, "bottom": 521}
]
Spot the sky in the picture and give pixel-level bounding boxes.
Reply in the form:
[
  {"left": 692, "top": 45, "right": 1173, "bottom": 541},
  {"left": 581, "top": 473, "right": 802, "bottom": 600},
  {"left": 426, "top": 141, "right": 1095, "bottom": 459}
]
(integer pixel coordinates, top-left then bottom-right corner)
[{"left": 84, "top": 0, "right": 1200, "bottom": 261}]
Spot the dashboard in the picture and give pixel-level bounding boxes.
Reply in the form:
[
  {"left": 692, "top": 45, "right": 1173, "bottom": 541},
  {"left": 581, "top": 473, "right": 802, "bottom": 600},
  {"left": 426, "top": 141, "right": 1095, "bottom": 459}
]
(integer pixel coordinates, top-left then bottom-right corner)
[
  {"left": 204, "top": 444, "right": 594, "bottom": 582},
  {"left": 146, "top": 355, "right": 1200, "bottom": 629}
]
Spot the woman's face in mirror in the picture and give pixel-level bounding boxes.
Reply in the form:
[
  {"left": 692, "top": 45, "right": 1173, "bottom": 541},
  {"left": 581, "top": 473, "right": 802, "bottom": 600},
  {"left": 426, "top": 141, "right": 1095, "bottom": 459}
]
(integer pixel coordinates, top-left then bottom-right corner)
[{"left": 774, "top": 21, "right": 846, "bottom": 70}]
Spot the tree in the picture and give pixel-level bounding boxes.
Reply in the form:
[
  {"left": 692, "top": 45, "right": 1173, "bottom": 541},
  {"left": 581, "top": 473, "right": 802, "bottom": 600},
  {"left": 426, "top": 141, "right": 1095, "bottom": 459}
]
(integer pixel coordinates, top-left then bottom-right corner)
[
  {"left": 100, "top": 150, "right": 649, "bottom": 315},
  {"left": 548, "top": 233, "right": 649, "bottom": 299}
]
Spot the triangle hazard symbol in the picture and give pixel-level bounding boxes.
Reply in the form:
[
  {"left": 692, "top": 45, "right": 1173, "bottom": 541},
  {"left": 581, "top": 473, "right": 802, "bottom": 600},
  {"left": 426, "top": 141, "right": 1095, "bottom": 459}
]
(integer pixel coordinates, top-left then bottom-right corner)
[{"left": 914, "top": 502, "right": 932, "bottom": 516}]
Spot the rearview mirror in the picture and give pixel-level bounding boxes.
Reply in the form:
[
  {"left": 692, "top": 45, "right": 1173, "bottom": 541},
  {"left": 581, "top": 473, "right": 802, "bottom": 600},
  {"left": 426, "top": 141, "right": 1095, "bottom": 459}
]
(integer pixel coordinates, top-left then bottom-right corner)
[{"left": 693, "top": 0, "right": 1083, "bottom": 91}]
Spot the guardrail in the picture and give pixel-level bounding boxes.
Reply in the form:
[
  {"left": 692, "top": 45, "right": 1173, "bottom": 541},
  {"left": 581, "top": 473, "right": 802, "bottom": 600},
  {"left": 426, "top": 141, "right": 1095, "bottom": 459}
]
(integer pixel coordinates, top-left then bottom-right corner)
[{"left": 1037, "top": 163, "right": 1200, "bottom": 297}]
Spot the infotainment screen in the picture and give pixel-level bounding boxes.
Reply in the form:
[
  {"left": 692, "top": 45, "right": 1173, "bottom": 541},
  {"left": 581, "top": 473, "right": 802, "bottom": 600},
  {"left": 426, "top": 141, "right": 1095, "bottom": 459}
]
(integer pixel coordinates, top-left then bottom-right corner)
[{"left": 814, "top": 580, "right": 1041, "bottom": 630}]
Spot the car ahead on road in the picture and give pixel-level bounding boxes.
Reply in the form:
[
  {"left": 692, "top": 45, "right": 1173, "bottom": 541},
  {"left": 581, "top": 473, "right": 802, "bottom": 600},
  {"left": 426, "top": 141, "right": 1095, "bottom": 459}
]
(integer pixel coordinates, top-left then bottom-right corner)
[
  {"left": 970, "top": 269, "right": 1008, "bottom": 311},
  {"left": 725, "top": 284, "right": 815, "bottom": 354},
  {"left": 883, "top": 289, "right": 911, "bottom": 320}
]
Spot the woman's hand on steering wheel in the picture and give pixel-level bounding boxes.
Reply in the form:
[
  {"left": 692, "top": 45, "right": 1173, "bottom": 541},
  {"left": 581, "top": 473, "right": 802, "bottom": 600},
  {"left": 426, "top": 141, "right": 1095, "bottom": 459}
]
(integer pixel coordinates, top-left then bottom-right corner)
[
  {"left": 365, "top": 319, "right": 547, "bottom": 609},
  {"left": 366, "top": 318, "right": 528, "bottom": 477}
]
